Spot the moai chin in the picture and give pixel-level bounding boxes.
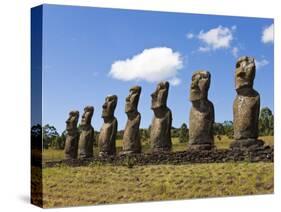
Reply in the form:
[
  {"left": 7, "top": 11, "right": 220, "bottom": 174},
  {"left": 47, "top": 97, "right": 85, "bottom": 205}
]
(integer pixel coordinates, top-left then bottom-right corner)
[
  {"left": 231, "top": 56, "right": 264, "bottom": 149},
  {"left": 64, "top": 111, "right": 79, "bottom": 159},
  {"left": 78, "top": 106, "right": 95, "bottom": 158},
  {"left": 98, "top": 95, "right": 118, "bottom": 156},
  {"left": 150, "top": 81, "right": 172, "bottom": 152},
  {"left": 121, "top": 86, "right": 142, "bottom": 155},
  {"left": 188, "top": 70, "right": 214, "bottom": 150}
]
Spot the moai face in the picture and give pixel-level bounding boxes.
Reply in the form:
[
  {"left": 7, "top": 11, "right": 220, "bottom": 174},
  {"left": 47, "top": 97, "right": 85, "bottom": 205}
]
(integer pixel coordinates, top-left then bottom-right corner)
[
  {"left": 151, "top": 81, "right": 169, "bottom": 110},
  {"left": 102, "top": 95, "right": 118, "bottom": 118},
  {"left": 125, "top": 86, "right": 141, "bottom": 114},
  {"left": 66, "top": 111, "right": 79, "bottom": 131},
  {"left": 235, "top": 56, "right": 256, "bottom": 91},
  {"left": 189, "top": 71, "right": 211, "bottom": 102},
  {"left": 80, "top": 106, "right": 94, "bottom": 126}
]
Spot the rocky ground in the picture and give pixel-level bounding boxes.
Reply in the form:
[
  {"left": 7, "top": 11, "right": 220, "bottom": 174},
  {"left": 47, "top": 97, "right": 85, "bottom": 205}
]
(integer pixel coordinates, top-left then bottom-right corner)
[{"left": 43, "top": 145, "right": 273, "bottom": 168}]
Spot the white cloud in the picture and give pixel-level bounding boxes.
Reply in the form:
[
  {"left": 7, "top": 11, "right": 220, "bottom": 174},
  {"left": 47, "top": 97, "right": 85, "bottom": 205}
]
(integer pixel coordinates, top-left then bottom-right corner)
[
  {"left": 232, "top": 47, "right": 239, "bottom": 57},
  {"left": 198, "top": 46, "right": 210, "bottom": 52},
  {"left": 169, "top": 77, "right": 181, "bottom": 86},
  {"left": 261, "top": 24, "right": 274, "bottom": 44},
  {"left": 198, "top": 25, "right": 234, "bottom": 50},
  {"left": 186, "top": 33, "right": 194, "bottom": 39},
  {"left": 255, "top": 59, "right": 269, "bottom": 70},
  {"left": 109, "top": 47, "right": 183, "bottom": 85}
]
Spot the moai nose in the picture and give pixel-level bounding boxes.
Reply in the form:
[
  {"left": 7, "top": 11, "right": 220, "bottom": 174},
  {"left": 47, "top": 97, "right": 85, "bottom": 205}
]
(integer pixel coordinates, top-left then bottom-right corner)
[
  {"left": 126, "top": 96, "right": 130, "bottom": 102},
  {"left": 237, "top": 70, "right": 246, "bottom": 77}
]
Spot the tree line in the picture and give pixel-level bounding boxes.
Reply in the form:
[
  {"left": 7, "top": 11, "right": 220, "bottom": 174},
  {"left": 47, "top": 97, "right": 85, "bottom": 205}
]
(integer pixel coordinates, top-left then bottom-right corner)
[
  {"left": 212, "top": 107, "right": 274, "bottom": 139},
  {"left": 34, "top": 107, "right": 274, "bottom": 150}
]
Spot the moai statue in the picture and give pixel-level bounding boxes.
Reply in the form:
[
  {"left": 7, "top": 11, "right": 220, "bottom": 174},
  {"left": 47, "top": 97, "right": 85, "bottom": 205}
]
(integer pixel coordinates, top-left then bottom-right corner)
[
  {"left": 150, "top": 81, "right": 172, "bottom": 152},
  {"left": 98, "top": 95, "right": 118, "bottom": 156},
  {"left": 188, "top": 71, "right": 214, "bottom": 150},
  {"left": 78, "top": 106, "right": 95, "bottom": 158},
  {"left": 121, "top": 86, "right": 142, "bottom": 155},
  {"left": 230, "top": 56, "right": 264, "bottom": 149},
  {"left": 64, "top": 111, "right": 79, "bottom": 159}
]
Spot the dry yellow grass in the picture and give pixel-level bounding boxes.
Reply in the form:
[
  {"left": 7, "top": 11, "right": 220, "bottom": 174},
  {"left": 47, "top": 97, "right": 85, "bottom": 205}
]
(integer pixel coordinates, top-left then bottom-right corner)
[
  {"left": 214, "top": 135, "right": 273, "bottom": 149},
  {"left": 260, "top": 135, "right": 274, "bottom": 146},
  {"left": 42, "top": 162, "right": 273, "bottom": 208},
  {"left": 40, "top": 136, "right": 274, "bottom": 207}
]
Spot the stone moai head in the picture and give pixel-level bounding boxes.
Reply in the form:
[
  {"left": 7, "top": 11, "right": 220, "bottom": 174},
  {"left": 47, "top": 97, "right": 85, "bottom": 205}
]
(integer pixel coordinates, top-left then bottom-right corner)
[
  {"left": 80, "top": 106, "right": 94, "bottom": 127},
  {"left": 102, "top": 95, "right": 118, "bottom": 118},
  {"left": 125, "top": 86, "right": 141, "bottom": 114},
  {"left": 66, "top": 111, "right": 79, "bottom": 131},
  {"left": 235, "top": 56, "right": 256, "bottom": 91},
  {"left": 189, "top": 70, "right": 211, "bottom": 102},
  {"left": 151, "top": 81, "right": 169, "bottom": 110}
]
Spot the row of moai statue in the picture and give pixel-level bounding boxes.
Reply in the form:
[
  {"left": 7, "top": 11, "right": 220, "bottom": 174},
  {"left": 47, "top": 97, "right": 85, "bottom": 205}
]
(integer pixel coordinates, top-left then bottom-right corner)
[{"left": 64, "top": 56, "right": 264, "bottom": 159}]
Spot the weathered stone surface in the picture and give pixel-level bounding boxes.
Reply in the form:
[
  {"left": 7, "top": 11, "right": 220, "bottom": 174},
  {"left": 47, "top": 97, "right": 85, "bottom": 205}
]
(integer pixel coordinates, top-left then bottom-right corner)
[
  {"left": 121, "top": 86, "right": 142, "bottom": 155},
  {"left": 231, "top": 56, "right": 262, "bottom": 149},
  {"left": 78, "top": 106, "right": 95, "bottom": 158},
  {"left": 98, "top": 95, "right": 118, "bottom": 156},
  {"left": 150, "top": 81, "right": 172, "bottom": 152},
  {"left": 188, "top": 71, "right": 214, "bottom": 150},
  {"left": 64, "top": 111, "right": 79, "bottom": 159},
  {"left": 45, "top": 145, "right": 274, "bottom": 168}
]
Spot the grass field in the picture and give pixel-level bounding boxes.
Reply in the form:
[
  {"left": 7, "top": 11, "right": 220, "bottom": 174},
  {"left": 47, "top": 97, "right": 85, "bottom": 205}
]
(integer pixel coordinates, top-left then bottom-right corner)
[
  {"left": 42, "top": 136, "right": 274, "bottom": 162},
  {"left": 42, "top": 162, "right": 273, "bottom": 208},
  {"left": 39, "top": 136, "right": 274, "bottom": 208}
]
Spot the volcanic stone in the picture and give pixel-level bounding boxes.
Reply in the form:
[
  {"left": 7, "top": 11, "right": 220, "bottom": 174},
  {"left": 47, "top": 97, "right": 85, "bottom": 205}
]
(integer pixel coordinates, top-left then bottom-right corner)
[
  {"left": 64, "top": 111, "right": 79, "bottom": 159},
  {"left": 231, "top": 56, "right": 263, "bottom": 149},
  {"left": 78, "top": 106, "right": 95, "bottom": 158},
  {"left": 188, "top": 70, "right": 214, "bottom": 150},
  {"left": 98, "top": 95, "right": 118, "bottom": 156},
  {"left": 150, "top": 81, "right": 172, "bottom": 152},
  {"left": 121, "top": 86, "right": 142, "bottom": 155}
]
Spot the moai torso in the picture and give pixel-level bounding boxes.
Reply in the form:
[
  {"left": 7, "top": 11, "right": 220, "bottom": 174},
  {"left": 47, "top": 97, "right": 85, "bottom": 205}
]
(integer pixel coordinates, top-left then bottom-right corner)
[
  {"left": 99, "top": 118, "right": 117, "bottom": 155},
  {"left": 123, "top": 113, "right": 141, "bottom": 153},
  {"left": 189, "top": 100, "right": 214, "bottom": 145},
  {"left": 188, "top": 71, "right": 214, "bottom": 150},
  {"left": 78, "top": 128, "right": 94, "bottom": 156},
  {"left": 150, "top": 108, "right": 172, "bottom": 151},
  {"left": 98, "top": 95, "right": 118, "bottom": 156},
  {"left": 64, "top": 111, "right": 79, "bottom": 159},
  {"left": 122, "top": 86, "right": 142, "bottom": 154},
  {"left": 65, "top": 131, "right": 79, "bottom": 159},
  {"left": 233, "top": 88, "right": 260, "bottom": 140},
  {"left": 150, "top": 81, "right": 172, "bottom": 152},
  {"left": 78, "top": 106, "right": 95, "bottom": 158}
]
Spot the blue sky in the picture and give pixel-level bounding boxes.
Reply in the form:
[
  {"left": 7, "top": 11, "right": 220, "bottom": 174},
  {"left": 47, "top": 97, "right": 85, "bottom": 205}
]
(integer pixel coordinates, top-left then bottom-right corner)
[{"left": 40, "top": 4, "right": 274, "bottom": 134}]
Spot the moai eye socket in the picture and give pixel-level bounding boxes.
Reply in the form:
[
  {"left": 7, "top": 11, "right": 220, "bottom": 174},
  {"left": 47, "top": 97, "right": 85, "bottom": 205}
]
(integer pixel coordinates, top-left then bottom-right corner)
[
  {"left": 236, "top": 61, "right": 241, "bottom": 68},
  {"left": 109, "top": 96, "right": 115, "bottom": 103},
  {"left": 159, "top": 82, "right": 165, "bottom": 90}
]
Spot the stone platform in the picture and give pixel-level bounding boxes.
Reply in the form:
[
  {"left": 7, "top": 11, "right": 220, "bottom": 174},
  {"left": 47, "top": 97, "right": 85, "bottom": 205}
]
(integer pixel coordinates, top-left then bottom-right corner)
[{"left": 43, "top": 145, "right": 273, "bottom": 168}]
